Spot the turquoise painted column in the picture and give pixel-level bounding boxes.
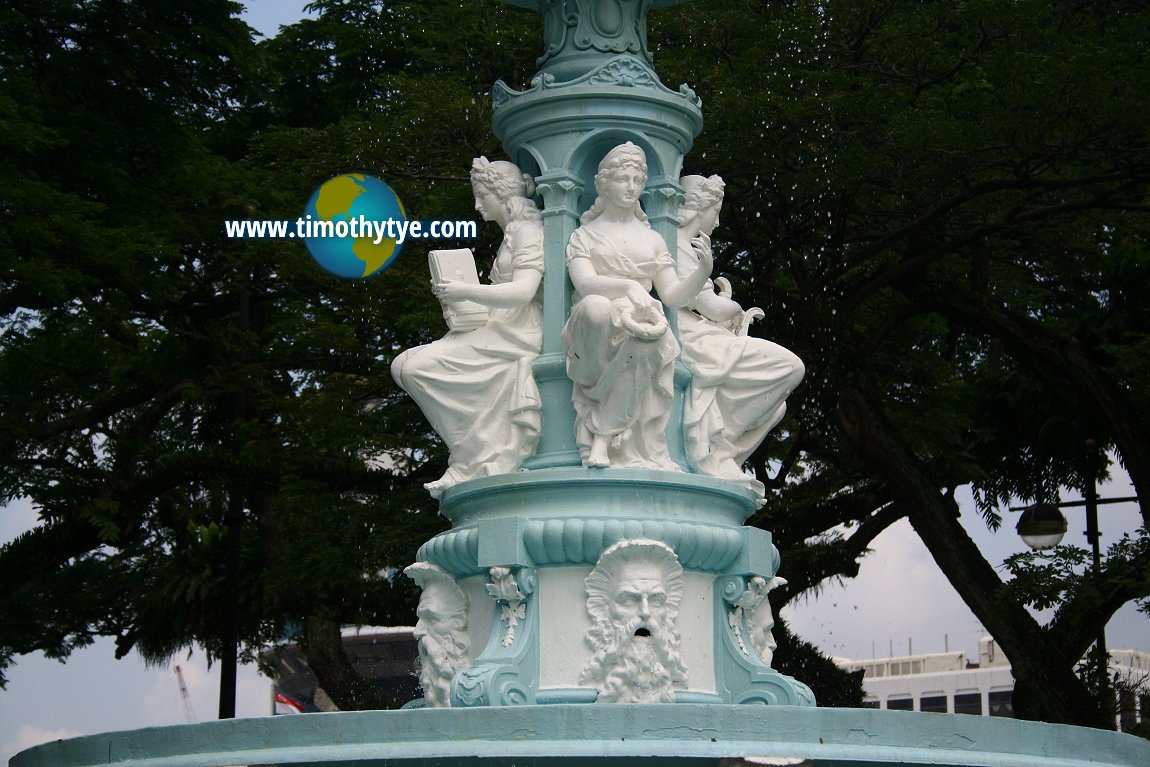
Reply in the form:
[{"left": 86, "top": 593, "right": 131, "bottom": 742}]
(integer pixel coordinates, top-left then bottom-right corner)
[
  {"left": 524, "top": 169, "right": 582, "bottom": 468},
  {"left": 501, "top": 0, "right": 694, "bottom": 83},
  {"left": 492, "top": 0, "right": 704, "bottom": 469}
]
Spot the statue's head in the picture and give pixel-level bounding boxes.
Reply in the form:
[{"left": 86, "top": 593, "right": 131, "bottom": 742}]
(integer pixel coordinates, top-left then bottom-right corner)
[
  {"left": 405, "top": 561, "right": 470, "bottom": 706},
  {"left": 581, "top": 539, "right": 688, "bottom": 702},
  {"left": 678, "top": 174, "right": 725, "bottom": 234},
  {"left": 471, "top": 157, "right": 534, "bottom": 200},
  {"left": 406, "top": 562, "right": 468, "bottom": 642},
  {"left": 583, "top": 142, "right": 650, "bottom": 224},
  {"left": 471, "top": 157, "right": 538, "bottom": 225},
  {"left": 585, "top": 538, "right": 683, "bottom": 633},
  {"left": 596, "top": 142, "right": 648, "bottom": 184}
]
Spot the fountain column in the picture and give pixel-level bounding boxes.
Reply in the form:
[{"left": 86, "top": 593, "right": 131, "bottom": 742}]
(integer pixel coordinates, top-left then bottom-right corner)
[{"left": 404, "top": 0, "right": 814, "bottom": 709}]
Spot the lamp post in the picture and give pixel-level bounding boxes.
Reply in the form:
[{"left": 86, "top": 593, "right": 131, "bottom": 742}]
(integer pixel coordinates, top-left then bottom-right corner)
[{"left": 1011, "top": 439, "right": 1139, "bottom": 726}]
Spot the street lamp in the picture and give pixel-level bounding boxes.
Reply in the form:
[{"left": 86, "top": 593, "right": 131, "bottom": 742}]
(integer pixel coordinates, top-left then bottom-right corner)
[
  {"left": 1014, "top": 502, "right": 1068, "bottom": 549},
  {"left": 1010, "top": 439, "right": 1140, "bottom": 727}
]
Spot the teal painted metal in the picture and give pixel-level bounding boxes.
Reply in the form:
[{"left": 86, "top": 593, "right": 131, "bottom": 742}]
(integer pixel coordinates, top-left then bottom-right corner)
[
  {"left": 498, "top": 0, "right": 696, "bottom": 83},
  {"left": 416, "top": 467, "right": 760, "bottom": 579},
  {"left": 490, "top": 31, "right": 704, "bottom": 471},
  {"left": 13, "top": 705, "right": 1150, "bottom": 766},
  {"left": 452, "top": 566, "right": 540, "bottom": 707}
]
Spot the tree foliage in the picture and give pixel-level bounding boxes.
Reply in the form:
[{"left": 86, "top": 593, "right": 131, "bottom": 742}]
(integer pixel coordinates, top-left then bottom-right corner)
[
  {"left": 1, "top": 0, "right": 1148, "bottom": 728},
  {"left": 652, "top": 0, "right": 1150, "bottom": 727}
]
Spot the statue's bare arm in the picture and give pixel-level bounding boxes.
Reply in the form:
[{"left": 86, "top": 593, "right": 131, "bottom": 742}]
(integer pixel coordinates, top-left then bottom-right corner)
[{"left": 433, "top": 268, "right": 542, "bottom": 308}]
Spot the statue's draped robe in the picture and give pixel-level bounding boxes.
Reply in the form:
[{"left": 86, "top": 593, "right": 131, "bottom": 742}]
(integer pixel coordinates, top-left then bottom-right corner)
[
  {"left": 676, "top": 238, "right": 804, "bottom": 477},
  {"left": 393, "top": 220, "right": 544, "bottom": 491},
  {"left": 562, "top": 226, "right": 679, "bottom": 469}
]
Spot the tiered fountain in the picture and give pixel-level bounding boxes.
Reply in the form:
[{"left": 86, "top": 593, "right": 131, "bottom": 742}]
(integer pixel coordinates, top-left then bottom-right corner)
[{"left": 13, "top": 2, "right": 1150, "bottom": 765}]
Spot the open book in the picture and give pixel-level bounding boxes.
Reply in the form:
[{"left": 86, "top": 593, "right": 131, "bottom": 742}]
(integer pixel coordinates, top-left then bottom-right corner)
[{"left": 428, "top": 248, "right": 489, "bottom": 332}]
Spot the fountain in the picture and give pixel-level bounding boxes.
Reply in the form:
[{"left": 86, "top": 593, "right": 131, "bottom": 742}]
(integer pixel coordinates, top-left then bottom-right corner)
[{"left": 12, "top": 2, "right": 1150, "bottom": 765}]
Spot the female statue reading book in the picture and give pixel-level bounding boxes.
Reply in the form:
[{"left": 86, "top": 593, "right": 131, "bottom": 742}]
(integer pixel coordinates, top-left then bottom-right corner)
[
  {"left": 391, "top": 158, "right": 544, "bottom": 497},
  {"left": 561, "top": 142, "right": 713, "bottom": 469}
]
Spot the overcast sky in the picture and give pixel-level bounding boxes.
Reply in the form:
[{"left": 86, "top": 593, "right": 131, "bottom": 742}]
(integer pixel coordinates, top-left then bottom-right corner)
[{"left": 3, "top": 2, "right": 1147, "bottom": 764}]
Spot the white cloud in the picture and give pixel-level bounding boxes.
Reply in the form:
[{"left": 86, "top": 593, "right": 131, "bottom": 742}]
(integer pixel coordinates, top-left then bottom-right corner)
[
  {"left": 783, "top": 515, "right": 987, "bottom": 661},
  {"left": 138, "top": 653, "right": 269, "bottom": 726}
]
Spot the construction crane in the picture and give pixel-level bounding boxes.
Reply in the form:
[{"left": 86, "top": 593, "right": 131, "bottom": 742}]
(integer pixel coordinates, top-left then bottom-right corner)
[{"left": 173, "top": 665, "right": 197, "bottom": 723}]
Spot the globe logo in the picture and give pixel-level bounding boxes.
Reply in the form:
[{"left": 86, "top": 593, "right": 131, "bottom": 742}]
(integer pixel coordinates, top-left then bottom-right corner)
[{"left": 303, "top": 174, "right": 407, "bottom": 279}]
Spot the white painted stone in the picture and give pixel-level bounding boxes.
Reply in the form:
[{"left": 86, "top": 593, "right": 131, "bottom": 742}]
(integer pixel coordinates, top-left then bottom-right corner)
[
  {"left": 537, "top": 566, "right": 596, "bottom": 688},
  {"left": 677, "top": 571, "right": 717, "bottom": 693},
  {"left": 391, "top": 157, "right": 544, "bottom": 498},
  {"left": 404, "top": 562, "right": 471, "bottom": 707},
  {"left": 562, "top": 143, "right": 714, "bottom": 470},
  {"left": 580, "top": 539, "right": 689, "bottom": 703},
  {"left": 537, "top": 563, "right": 717, "bottom": 694},
  {"left": 676, "top": 174, "right": 805, "bottom": 494}
]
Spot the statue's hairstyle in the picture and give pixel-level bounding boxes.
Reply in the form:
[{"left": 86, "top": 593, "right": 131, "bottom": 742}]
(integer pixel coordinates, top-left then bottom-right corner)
[
  {"left": 471, "top": 157, "right": 541, "bottom": 224},
  {"left": 585, "top": 538, "right": 684, "bottom": 623},
  {"left": 581, "top": 141, "right": 650, "bottom": 225},
  {"left": 404, "top": 561, "right": 469, "bottom": 622},
  {"left": 677, "top": 174, "right": 725, "bottom": 227}
]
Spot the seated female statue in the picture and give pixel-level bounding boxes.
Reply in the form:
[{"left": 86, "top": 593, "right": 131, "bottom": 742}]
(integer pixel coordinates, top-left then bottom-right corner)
[
  {"left": 391, "top": 158, "right": 544, "bottom": 497},
  {"left": 675, "top": 174, "right": 805, "bottom": 484},
  {"left": 561, "top": 142, "right": 713, "bottom": 469}
]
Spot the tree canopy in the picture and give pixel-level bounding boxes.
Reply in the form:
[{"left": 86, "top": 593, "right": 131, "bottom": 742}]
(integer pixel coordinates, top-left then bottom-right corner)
[{"left": 1, "top": 0, "right": 1148, "bottom": 728}]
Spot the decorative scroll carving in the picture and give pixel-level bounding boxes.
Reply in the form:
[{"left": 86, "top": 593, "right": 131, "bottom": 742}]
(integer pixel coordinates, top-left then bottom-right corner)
[
  {"left": 491, "top": 57, "right": 699, "bottom": 110},
  {"left": 587, "top": 57, "right": 658, "bottom": 88},
  {"left": 581, "top": 539, "right": 688, "bottom": 703},
  {"left": 453, "top": 663, "right": 532, "bottom": 707},
  {"left": 486, "top": 566, "right": 536, "bottom": 646},
  {"left": 416, "top": 516, "right": 747, "bottom": 579},
  {"left": 404, "top": 562, "right": 471, "bottom": 707}
]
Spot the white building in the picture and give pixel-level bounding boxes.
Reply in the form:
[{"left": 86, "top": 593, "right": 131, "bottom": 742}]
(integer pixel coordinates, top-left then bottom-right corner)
[{"left": 835, "top": 637, "right": 1150, "bottom": 730}]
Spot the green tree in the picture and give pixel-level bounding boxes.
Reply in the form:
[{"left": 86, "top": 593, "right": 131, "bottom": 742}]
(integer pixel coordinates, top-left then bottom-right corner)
[
  {"left": 653, "top": 0, "right": 1150, "bottom": 728},
  {"left": 0, "top": 0, "right": 445, "bottom": 710}
]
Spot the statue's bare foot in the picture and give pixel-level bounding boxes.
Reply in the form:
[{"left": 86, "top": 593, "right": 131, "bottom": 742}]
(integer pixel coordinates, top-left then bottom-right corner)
[
  {"left": 587, "top": 435, "right": 610, "bottom": 467},
  {"left": 424, "top": 468, "right": 463, "bottom": 499}
]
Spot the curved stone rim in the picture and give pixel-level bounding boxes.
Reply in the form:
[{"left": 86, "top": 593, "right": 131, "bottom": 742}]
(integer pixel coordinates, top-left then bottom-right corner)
[
  {"left": 439, "top": 466, "right": 761, "bottom": 527},
  {"left": 416, "top": 516, "right": 752, "bottom": 577},
  {"left": 13, "top": 704, "right": 1150, "bottom": 767}
]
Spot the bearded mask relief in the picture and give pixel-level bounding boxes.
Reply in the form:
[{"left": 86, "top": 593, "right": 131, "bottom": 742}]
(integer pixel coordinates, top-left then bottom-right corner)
[
  {"left": 580, "top": 539, "right": 689, "bottom": 703},
  {"left": 404, "top": 562, "right": 471, "bottom": 707}
]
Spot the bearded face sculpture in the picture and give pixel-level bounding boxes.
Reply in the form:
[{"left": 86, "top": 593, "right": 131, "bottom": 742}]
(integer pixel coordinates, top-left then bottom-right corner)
[
  {"left": 404, "top": 562, "right": 470, "bottom": 707},
  {"left": 580, "top": 539, "right": 689, "bottom": 703}
]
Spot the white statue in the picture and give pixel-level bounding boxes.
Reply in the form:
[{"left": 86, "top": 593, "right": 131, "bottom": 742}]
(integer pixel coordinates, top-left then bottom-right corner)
[
  {"left": 676, "top": 175, "right": 805, "bottom": 484},
  {"left": 391, "top": 158, "right": 544, "bottom": 497},
  {"left": 562, "top": 143, "right": 714, "bottom": 469},
  {"left": 404, "top": 562, "right": 470, "bottom": 707},
  {"left": 729, "top": 574, "right": 786, "bottom": 667},
  {"left": 581, "top": 539, "right": 689, "bottom": 703}
]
